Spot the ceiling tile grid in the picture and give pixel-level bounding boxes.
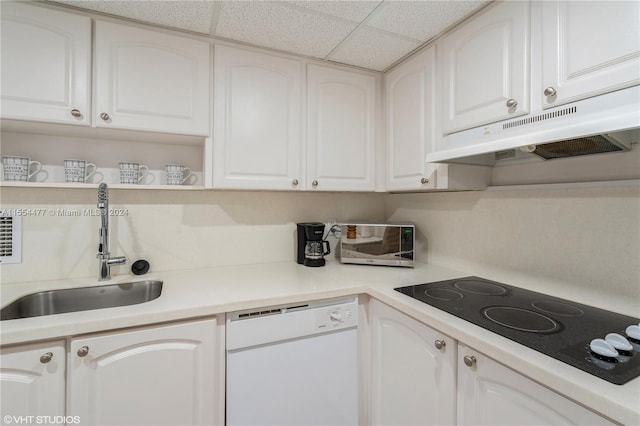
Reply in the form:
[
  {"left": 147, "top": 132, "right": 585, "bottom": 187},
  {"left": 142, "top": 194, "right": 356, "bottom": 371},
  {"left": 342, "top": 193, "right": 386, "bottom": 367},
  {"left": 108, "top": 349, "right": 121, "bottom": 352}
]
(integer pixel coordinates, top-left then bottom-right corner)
[
  {"left": 47, "top": 0, "right": 490, "bottom": 72},
  {"left": 327, "top": 25, "right": 423, "bottom": 72}
]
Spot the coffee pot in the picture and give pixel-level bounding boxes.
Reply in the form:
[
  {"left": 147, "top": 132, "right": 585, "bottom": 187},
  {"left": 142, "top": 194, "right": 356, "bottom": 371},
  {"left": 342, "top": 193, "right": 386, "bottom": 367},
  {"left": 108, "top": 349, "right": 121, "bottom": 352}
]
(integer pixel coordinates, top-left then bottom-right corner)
[{"left": 296, "top": 223, "right": 331, "bottom": 267}]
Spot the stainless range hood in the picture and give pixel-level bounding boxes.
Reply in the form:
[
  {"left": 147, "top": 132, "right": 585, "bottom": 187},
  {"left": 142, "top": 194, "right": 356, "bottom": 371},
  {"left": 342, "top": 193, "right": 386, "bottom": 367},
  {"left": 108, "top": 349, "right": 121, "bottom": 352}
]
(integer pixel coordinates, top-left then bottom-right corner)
[{"left": 427, "top": 86, "right": 640, "bottom": 165}]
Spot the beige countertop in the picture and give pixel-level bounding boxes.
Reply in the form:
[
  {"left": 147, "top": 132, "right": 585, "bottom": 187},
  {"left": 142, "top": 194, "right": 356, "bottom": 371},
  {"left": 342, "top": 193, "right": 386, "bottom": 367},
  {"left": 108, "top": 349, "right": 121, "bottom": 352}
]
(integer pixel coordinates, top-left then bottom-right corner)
[{"left": 1, "top": 261, "right": 638, "bottom": 425}]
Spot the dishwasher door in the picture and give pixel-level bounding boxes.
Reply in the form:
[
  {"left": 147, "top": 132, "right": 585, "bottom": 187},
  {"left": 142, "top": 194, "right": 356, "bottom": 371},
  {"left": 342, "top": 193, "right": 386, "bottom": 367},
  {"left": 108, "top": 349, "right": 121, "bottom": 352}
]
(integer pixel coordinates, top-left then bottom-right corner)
[{"left": 226, "top": 296, "right": 358, "bottom": 426}]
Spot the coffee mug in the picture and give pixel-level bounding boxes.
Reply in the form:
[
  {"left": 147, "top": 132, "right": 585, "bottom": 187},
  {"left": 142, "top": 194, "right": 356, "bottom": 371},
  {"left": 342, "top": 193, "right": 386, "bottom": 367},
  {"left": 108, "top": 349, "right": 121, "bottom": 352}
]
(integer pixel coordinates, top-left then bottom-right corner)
[
  {"left": 2, "top": 156, "right": 42, "bottom": 181},
  {"left": 119, "top": 162, "right": 148, "bottom": 184},
  {"left": 165, "top": 164, "right": 192, "bottom": 185},
  {"left": 64, "top": 159, "right": 96, "bottom": 183}
]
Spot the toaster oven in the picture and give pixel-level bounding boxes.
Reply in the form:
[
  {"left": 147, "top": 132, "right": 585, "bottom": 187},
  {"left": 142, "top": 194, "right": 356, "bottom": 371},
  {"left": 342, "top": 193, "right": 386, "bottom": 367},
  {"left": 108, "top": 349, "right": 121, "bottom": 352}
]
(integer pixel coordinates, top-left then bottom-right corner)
[{"left": 339, "top": 222, "right": 415, "bottom": 267}]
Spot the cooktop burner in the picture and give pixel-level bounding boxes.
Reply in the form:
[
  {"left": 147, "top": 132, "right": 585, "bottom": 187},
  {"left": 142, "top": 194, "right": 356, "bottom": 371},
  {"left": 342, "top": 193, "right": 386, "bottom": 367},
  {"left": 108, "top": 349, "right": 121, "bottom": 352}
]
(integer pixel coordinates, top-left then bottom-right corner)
[{"left": 395, "top": 276, "right": 640, "bottom": 385}]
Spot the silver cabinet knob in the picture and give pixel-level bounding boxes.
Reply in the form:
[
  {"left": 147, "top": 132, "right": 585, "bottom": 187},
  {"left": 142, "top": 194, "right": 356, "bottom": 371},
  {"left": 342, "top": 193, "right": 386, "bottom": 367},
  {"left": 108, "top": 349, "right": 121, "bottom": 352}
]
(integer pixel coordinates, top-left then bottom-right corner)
[
  {"left": 312, "top": 180, "right": 318, "bottom": 188},
  {"left": 463, "top": 355, "right": 477, "bottom": 367},
  {"left": 40, "top": 352, "right": 53, "bottom": 364},
  {"left": 70, "top": 109, "right": 82, "bottom": 118},
  {"left": 434, "top": 340, "right": 446, "bottom": 350},
  {"left": 544, "top": 87, "right": 557, "bottom": 97},
  {"left": 100, "top": 112, "right": 110, "bottom": 121},
  {"left": 420, "top": 177, "right": 429, "bottom": 185},
  {"left": 77, "top": 346, "right": 90, "bottom": 357},
  {"left": 506, "top": 99, "right": 518, "bottom": 108},
  {"left": 292, "top": 179, "right": 299, "bottom": 186}
]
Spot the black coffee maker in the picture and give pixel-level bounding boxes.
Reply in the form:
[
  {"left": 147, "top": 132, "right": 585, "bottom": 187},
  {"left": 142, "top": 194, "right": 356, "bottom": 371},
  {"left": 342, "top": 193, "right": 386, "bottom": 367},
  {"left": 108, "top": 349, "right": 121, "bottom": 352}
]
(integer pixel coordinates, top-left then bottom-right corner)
[{"left": 296, "top": 222, "right": 331, "bottom": 267}]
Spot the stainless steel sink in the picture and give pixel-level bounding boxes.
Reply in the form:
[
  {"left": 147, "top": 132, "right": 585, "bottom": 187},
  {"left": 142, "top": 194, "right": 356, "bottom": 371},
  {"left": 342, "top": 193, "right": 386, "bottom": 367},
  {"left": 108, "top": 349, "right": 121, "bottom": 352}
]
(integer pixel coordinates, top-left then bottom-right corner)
[{"left": 0, "top": 280, "right": 163, "bottom": 321}]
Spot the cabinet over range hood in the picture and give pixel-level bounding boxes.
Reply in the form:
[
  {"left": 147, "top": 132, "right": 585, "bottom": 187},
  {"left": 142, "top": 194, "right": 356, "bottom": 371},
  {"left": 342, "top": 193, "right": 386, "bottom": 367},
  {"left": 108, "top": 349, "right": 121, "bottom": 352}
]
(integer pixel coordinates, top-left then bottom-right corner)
[{"left": 427, "top": 86, "right": 640, "bottom": 166}]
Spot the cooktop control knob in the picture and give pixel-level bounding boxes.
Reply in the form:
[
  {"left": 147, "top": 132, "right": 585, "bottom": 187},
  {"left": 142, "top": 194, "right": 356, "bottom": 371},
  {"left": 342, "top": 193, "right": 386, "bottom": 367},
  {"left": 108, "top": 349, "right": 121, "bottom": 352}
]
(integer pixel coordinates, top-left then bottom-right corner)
[
  {"left": 589, "top": 339, "right": 618, "bottom": 359},
  {"left": 605, "top": 333, "right": 633, "bottom": 352},
  {"left": 626, "top": 325, "right": 640, "bottom": 341}
]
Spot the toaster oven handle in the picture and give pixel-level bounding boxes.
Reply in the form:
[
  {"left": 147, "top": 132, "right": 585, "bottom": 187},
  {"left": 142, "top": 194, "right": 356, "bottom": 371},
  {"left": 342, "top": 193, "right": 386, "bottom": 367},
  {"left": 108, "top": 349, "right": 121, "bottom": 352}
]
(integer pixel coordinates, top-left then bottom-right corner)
[{"left": 323, "top": 240, "right": 331, "bottom": 256}]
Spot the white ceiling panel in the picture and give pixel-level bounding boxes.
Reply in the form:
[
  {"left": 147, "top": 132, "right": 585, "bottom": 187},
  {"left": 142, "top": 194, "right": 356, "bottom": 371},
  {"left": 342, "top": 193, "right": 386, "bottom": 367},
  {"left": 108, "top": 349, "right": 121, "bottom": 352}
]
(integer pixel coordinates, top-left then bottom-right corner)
[
  {"left": 366, "top": 0, "right": 489, "bottom": 42},
  {"left": 51, "top": 0, "right": 215, "bottom": 34},
  {"left": 214, "top": 1, "right": 358, "bottom": 58},
  {"left": 286, "top": 0, "right": 382, "bottom": 23},
  {"left": 46, "top": 0, "right": 492, "bottom": 71},
  {"left": 327, "top": 25, "right": 422, "bottom": 71}
]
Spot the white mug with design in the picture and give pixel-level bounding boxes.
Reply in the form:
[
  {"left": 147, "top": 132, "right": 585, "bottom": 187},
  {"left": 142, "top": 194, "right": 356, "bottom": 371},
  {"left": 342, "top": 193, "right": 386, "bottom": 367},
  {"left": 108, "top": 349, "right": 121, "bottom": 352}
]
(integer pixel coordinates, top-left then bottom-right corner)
[
  {"left": 2, "top": 156, "right": 42, "bottom": 181},
  {"left": 119, "top": 162, "right": 148, "bottom": 184},
  {"left": 64, "top": 159, "right": 96, "bottom": 183},
  {"left": 165, "top": 164, "right": 192, "bottom": 185}
]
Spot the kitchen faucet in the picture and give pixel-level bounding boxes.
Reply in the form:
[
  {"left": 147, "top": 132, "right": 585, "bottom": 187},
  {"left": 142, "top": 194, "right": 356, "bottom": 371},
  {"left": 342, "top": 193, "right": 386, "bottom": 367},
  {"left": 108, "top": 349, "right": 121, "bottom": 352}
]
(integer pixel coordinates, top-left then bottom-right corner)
[{"left": 97, "top": 183, "right": 127, "bottom": 280}]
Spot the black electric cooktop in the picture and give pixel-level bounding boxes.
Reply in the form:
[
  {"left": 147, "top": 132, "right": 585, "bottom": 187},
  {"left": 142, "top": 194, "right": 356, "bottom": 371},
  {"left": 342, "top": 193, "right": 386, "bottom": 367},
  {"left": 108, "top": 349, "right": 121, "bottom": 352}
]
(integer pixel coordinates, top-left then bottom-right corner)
[{"left": 395, "top": 277, "right": 640, "bottom": 385}]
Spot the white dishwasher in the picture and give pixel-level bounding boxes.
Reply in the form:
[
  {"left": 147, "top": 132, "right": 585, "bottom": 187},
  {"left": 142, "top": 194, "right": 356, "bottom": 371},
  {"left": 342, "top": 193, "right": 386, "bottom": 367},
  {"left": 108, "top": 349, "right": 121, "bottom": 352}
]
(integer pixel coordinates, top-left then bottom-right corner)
[{"left": 226, "top": 296, "right": 358, "bottom": 426}]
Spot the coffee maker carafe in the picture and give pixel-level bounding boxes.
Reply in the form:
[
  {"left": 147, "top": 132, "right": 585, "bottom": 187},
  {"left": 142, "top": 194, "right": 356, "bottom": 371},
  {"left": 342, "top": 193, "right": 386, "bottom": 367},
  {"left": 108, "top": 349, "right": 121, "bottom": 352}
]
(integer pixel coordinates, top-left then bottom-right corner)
[{"left": 296, "top": 223, "right": 331, "bottom": 267}]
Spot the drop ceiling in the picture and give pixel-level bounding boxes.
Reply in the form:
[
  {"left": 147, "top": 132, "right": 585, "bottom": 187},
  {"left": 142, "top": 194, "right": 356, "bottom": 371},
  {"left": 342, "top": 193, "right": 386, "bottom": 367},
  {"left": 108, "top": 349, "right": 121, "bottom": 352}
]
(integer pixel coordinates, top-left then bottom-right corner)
[{"left": 47, "top": 0, "right": 490, "bottom": 72}]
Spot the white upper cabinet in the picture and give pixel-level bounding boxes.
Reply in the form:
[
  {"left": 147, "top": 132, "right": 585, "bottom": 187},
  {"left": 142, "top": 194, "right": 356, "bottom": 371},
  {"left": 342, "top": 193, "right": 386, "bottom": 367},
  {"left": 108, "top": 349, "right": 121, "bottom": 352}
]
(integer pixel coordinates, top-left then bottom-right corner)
[
  {"left": 0, "top": 341, "right": 66, "bottom": 420},
  {"left": 370, "top": 299, "right": 455, "bottom": 425},
  {"left": 457, "top": 345, "right": 612, "bottom": 426},
  {"left": 94, "top": 21, "right": 210, "bottom": 136},
  {"left": 541, "top": 0, "right": 640, "bottom": 108},
  {"left": 0, "top": 2, "right": 91, "bottom": 125},
  {"left": 440, "top": 1, "right": 530, "bottom": 134},
  {"left": 307, "top": 65, "right": 376, "bottom": 191},
  {"left": 385, "top": 46, "right": 491, "bottom": 191},
  {"left": 213, "top": 46, "right": 303, "bottom": 190},
  {"left": 385, "top": 47, "right": 439, "bottom": 191}
]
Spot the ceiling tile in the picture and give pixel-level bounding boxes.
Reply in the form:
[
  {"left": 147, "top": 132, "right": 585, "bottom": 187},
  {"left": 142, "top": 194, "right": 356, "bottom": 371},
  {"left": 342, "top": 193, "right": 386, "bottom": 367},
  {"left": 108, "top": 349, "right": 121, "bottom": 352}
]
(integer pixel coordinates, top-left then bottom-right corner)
[
  {"left": 50, "top": 0, "right": 215, "bottom": 34},
  {"left": 285, "top": 0, "right": 382, "bottom": 23},
  {"left": 327, "top": 26, "right": 421, "bottom": 71},
  {"left": 214, "top": 1, "right": 358, "bottom": 58},
  {"left": 367, "top": 0, "right": 489, "bottom": 42}
]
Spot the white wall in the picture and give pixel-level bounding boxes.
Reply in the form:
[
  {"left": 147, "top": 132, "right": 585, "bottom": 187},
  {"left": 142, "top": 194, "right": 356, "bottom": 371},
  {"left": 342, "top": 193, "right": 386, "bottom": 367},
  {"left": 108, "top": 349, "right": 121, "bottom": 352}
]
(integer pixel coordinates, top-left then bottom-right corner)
[
  {"left": 386, "top": 183, "right": 640, "bottom": 317},
  {"left": 0, "top": 187, "right": 386, "bottom": 283}
]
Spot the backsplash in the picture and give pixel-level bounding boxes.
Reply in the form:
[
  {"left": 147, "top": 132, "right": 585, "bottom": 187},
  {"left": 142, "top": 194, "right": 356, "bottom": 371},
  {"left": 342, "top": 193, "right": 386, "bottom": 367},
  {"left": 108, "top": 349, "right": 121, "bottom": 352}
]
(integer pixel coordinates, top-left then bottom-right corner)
[
  {"left": 2, "top": 184, "right": 638, "bottom": 316},
  {"left": 386, "top": 183, "right": 640, "bottom": 317},
  {"left": 0, "top": 188, "right": 386, "bottom": 283}
]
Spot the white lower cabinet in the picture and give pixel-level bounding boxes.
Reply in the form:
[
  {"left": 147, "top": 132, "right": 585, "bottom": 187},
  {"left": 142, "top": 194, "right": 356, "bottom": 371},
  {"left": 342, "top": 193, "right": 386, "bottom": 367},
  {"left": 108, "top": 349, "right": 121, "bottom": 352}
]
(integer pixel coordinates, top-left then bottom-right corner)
[
  {"left": 370, "top": 300, "right": 612, "bottom": 425},
  {"left": 0, "top": 340, "right": 66, "bottom": 420},
  {"left": 457, "top": 344, "right": 612, "bottom": 425},
  {"left": 369, "top": 299, "right": 456, "bottom": 425},
  {"left": 68, "top": 318, "right": 222, "bottom": 426}
]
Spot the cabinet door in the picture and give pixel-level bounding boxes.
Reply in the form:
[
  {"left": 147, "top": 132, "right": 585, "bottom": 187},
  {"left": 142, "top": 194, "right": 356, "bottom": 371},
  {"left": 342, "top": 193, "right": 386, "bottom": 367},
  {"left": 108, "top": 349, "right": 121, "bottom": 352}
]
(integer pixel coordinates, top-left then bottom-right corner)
[
  {"left": 441, "top": 1, "right": 529, "bottom": 134},
  {"left": 68, "top": 318, "right": 222, "bottom": 426},
  {"left": 0, "top": 341, "right": 66, "bottom": 419},
  {"left": 213, "top": 46, "right": 303, "bottom": 190},
  {"left": 370, "top": 300, "right": 455, "bottom": 425},
  {"left": 385, "top": 47, "right": 438, "bottom": 191},
  {"left": 94, "top": 21, "right": 210, "bottom": 136},
  {"left": 307, "top": 65, "right": 376, "bottom": 191},
  {"left": 541, "top": 1, "right": 640, "bottom": 108},
  {"left": 457, "top": 345, "right": 613, "bottom": 425},
  {"left": 0, "top": 2, "right": 90, "bottom": 125}
]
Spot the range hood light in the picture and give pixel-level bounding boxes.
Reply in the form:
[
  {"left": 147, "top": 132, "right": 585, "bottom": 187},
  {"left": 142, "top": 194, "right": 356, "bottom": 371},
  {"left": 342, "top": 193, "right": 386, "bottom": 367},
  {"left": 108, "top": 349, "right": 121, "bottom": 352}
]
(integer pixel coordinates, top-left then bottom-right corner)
[{"left": 520, "top": 145, "right": 536, "bottom": 153}]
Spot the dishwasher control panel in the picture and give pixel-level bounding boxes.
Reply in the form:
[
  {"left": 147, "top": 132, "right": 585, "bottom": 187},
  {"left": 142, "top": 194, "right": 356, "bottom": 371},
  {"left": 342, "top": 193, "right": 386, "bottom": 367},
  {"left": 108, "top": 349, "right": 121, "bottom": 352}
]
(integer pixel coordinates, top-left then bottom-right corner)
[
  {"left": 316, "top": 302, "right": 357, "bottom": 330},
  {"left": 227, "top": 296, "right": 358, "bottom": 350}
]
